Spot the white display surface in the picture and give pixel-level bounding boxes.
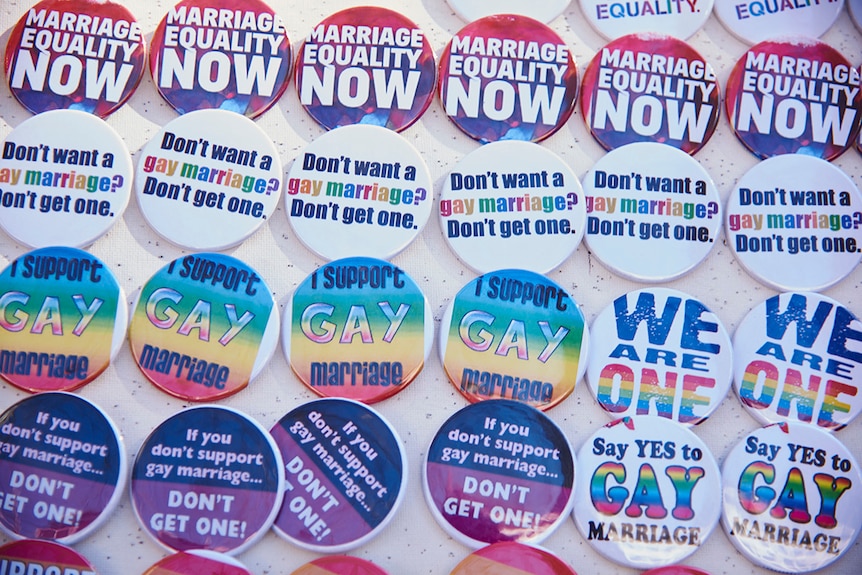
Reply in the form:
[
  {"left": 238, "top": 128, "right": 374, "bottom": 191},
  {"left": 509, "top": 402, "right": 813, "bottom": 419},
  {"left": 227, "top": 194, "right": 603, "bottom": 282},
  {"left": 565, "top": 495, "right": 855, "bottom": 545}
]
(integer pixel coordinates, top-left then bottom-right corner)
[{"left": 0, "top": 1, "right": 860, "bottom": 574}]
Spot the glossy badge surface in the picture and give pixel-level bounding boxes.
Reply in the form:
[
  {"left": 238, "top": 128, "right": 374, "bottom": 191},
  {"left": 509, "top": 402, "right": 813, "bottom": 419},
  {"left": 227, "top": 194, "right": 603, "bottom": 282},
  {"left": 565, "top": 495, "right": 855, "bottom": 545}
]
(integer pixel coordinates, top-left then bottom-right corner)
[
  {"left": 449, "top": 541, "right": 577, "bottom": 574},
  {"left": 5, "top": 0, "right": 145, "bottom": 117},
  {"left": 573, "top": 416, "right": 721, "bottom": 569},
  {"left": 721, "top": 422, "right": 862, "bottom": 572},
  {"left": 143, "top": 550, "right": 251, "bottom": 574},
  {"left": 131, "top": 405, "right": 284, "bottom": 555},
  {"left": 0, "top": 539, "right": 98, "bottom": 575},
  {"left": 424, "top": 400, "right": 575, "bottom": 548},
  {"left": 725, "top": 154, "right": 862, "bottom": 292},
  {"left": 580, "top": 0, "right": 713, "bottom": 39},
  {"left": 296, "top": 7, "right": 436, "bottom": 132},
  {"left": 714, "top": 0, "right": 844, "bottom": 44},
  {"left": 439, "top": 141, "right": 586, "bottom": 274},
  {"left": 438, "top": 15, "right": 578, "bottom": 143},
  {"left": 580, "top": 34, "right": 719, "bottom": 154},
  {"left": 128, "top": 253, "right": 279, "bottom": 401},
  {"left": 0, "top": 392, "right": 126, "bottom": 544},
  {"left": 0, "top": 247, "right": 126, "bottom": 393},
  {"left": 270, "top": 398, "right": 407, "bottom": 552},
  {"left": 439, "top": 269, "right": 588, "bottom": 411},
  {"left": 0, "top": 110, "right": 132, "bottom": 248},
  {"left": 586, "top": 288, "right": 732, "bottom": 426},
  {"left": 286, "top": 125, "right": 432, "bottom": 260},
  {"left": 732, "top": 292, "right": 862, "bottom": 432},
  {"left": 291, "top": 556, "right": 389, "bottom": 575},
  {"left": 149, "top": 0, "right": 291, "bottom": 117},
  {"left": 582, "top": 142, "right": 721, "bottom": 282},
  {"left": 135, "top": 109, "right": 282, "bottom": 250},
  {"left": 725, "top": 38, "right": 861, "bottom": 161},
  {"left": 284, "top": 257, "right": 432, "bottom": 403}
]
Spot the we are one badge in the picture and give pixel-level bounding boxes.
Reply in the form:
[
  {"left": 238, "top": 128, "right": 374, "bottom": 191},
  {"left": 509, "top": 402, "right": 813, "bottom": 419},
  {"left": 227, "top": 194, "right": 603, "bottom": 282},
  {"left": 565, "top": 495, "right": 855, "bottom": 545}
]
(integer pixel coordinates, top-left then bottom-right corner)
[
  {"left": 284, "top": 257, "right": 432, "bottom": 403},
  {"left": 0, "top": 247, "right": 126, "bottom": 393},
  {"left": 733, "top": 292, "right": 862, "bottom": 432},
  {"left": 439, "top": 270, "right": 588, "bottom": 411},
  {"left": 150, "top": 0, "right": 291, "bottom": 117},
  {"left": 438, "top": 15, "right": 579, "bottom": 143},
  {"left": 296, "top": 7, "right": 436, "bottom": 132}
]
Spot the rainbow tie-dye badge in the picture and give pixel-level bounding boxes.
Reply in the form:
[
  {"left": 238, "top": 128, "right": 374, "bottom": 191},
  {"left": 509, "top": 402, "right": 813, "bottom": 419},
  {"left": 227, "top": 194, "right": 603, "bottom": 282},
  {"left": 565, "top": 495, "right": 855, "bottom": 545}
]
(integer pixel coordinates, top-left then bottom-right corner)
[
  {"left": 449, "top": 541, "right": 577, "bottom": 574},
  {"left": 143, "top": 550, "right": 252, "bottom": 574},
  {"left": 289, "top": 554, "right": 389, "bottom": 575}
]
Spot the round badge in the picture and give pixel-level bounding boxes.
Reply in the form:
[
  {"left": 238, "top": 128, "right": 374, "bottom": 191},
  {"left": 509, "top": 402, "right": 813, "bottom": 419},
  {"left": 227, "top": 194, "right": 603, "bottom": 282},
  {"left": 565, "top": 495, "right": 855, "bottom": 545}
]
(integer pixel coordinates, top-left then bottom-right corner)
[
  {"left": 447, "top": 0, "right": 571, "bottom": 24},
  {"left": 439, "top": 141, "right": 587, "bottom": 274},
  {"left": 439, "top": 269, "right": 588, "bottom": 411},
  {"left": 449, "top": 541, "right": 576, "bottom": 574},
  {"left": 130, "top": 405, "right": 284, "bottom": 555},
  {"left": 0, "top": 392, "right": 126, "bottom": 544},
  {"left": 296, "top": 7, "right": 436, "bottom": 132},
  {"left": 438, "top": 15, "right": 579, "bottom": 143},
  {"left": 4, "top": 0, "right": 145, "bottom": 118},
  {"left": 580, "top": 0, "right": 713, "bottom": 39},
  {"left": 0, "top": 539, "right": 98, "bottom": 574},
  {"left": 0, "top": 110, "right": 132, "bottom": 248},
  {"left": 149, "top": 0, "right": 291, "bottom": 118},
  {"left": 580, "top": 34, "right": 719, "bottom": 154},
  {"left": 851, "top": 0, "right": 862, "bottom": 31},
  {"left": 290, "top": 556, "right": 389, "bottom": 575},
  {"left": 714, "top": 0, "right": 844, "bottom": 44},
  {"left": 284, "top": 257, "right": 432, "bottom": 403},
  {"left": 587, "top": 288, "right": 733, "bottom": 426},
  {"left": 143, "top": 550, "right": 251, "bottom": 575},
  {"left": 128, "top": 253, "right": 279, "bottom": 402},
  {"left": 135, "top": 109, "right": 282, "bottom": 250},
  {"left": 286, "top": 125, "right": 432, "bottom": 260},
  {"left": 725, "top": 39, "right": 862, "bottom": 161},
  {"left": 423, "top": 399, "right": 575, "bottom": 548},
  {"left": 641, "top": 568, "right": 712, "bottom": 575},
  {"left": 582, "top": 142, "right": 721, "bottom": 282},
  {"left": 573, "top": 416, "right": 721, "bottom": 569},
  {"left": 725, "top": 155, "right": 862, "bottom": 291},
  {"left": 0, "top": 246, "right": 126, "bottom": 393},
  {"left": 721, "top": 422, "right": 862, "bottom": 572},
  {"left": 270, "top": 398, "right": 407, "bottom": 553},
  {"left": 732, "top": 292, "right": 862, "bottom": 432}
]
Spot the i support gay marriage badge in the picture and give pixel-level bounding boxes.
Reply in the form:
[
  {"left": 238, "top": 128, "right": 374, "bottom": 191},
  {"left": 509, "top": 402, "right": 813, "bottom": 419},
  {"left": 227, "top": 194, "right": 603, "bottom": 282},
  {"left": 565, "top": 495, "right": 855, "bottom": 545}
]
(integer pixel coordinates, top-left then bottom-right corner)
[
  {"left": 0, "top": 246, "right": 127, "bottom": 393},
  {"left": 0, "top": 392, "right": 126, "bottom": 544},
  {"left": 438, "top": 15, "right": 579, "bottom": 143},
  {"left": 128, "top": 253, "right": 279, "bottom": 402},
  {"left": 0, "top": 109, "right": 132, "bottom": 248},
  {"left": 0, "top": 540, "right": 99, "bottom": 575},
  {"left": 5, "top": 0, "right": 146, "bottom": 118},
  {"left": 135, "top": 109, "right": 282, "bottom": 250},
  {"left": 149, "top": 0, "right": 291, "bottom": 117},
  {"left": 732, "top": 292, "right": 862, "bottom": 432},
  {"left": 439, "top": 269, "right": 588, "bottom": 411},
  {"left": 270, "top": 398, "right": 407, "bottom": 553},
  {"left": 439, "top": 141, "right": 586, "bottom": 274},
  {"left": 423, "top": 400, "right": 575, "bottom": 548},
  {"left": 573, "top": 416, "right": 721, "bottom": 569},
  {"left": 131, "top": 405, "right": 284, "bottom": 555},
  {"left": 721, "top": 422, "right": 862, "bottom": 572},
  {"left": 286, "top": 124, "right": 432, "bottom": 260},
  {"left": 295, "top": 7, "right": 436, "bottom": 132},
  {"left": 284, "top": 257, "right": 432, "bottom": 403},
  {"left": 580, "top": 34, "right": 719, "bottom": 155},
  {"left": 586, "top": 288, "right": 733, "bottom": 426},
  {"left": 582, "top": 142, "right": 721, "bottom": 282},
  {"left": 725, "top": 154, "right": 862, "bottom": 292},
  {"left": 724, "top": 38, "right": 861, "bottom": 161}
]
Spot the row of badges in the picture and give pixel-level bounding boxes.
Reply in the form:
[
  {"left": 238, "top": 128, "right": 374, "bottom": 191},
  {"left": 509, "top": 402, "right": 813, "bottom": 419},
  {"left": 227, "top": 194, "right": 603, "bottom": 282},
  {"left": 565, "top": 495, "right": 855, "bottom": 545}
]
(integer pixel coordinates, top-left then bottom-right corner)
[
  {"left": 1, "top": 109, "right": 859, "bottom": 289},
  {"left": 5, "top": 2, "right": 861, "bottom": 156},
  {"left": 0, "top": 393, "right": 859, "bottom": 573},
  {"left": 1, "top": 248, "right": 860, "bottom": 435}
]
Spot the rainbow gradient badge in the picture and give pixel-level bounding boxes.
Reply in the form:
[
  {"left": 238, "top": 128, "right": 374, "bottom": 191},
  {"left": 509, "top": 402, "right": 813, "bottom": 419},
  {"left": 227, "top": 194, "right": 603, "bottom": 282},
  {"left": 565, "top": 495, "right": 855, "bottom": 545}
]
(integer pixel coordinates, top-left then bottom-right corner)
[
  {"left": 721, "top": 423, "right": 862, "bottom": 572},
  {"left": 0, "top": 247, "right": 126, "bottom": 393},
  {"left": 128, "top": 253, "right": 279, "bottom": 401},
  {"left": 440, "top": 269, "right": 587, "bottom": 411},
  {"left": 285, "top": 257, "right": 432, "bottom": 403},
  {"left": 573, "top": 416, "right": 721, "bottom": 569}
]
